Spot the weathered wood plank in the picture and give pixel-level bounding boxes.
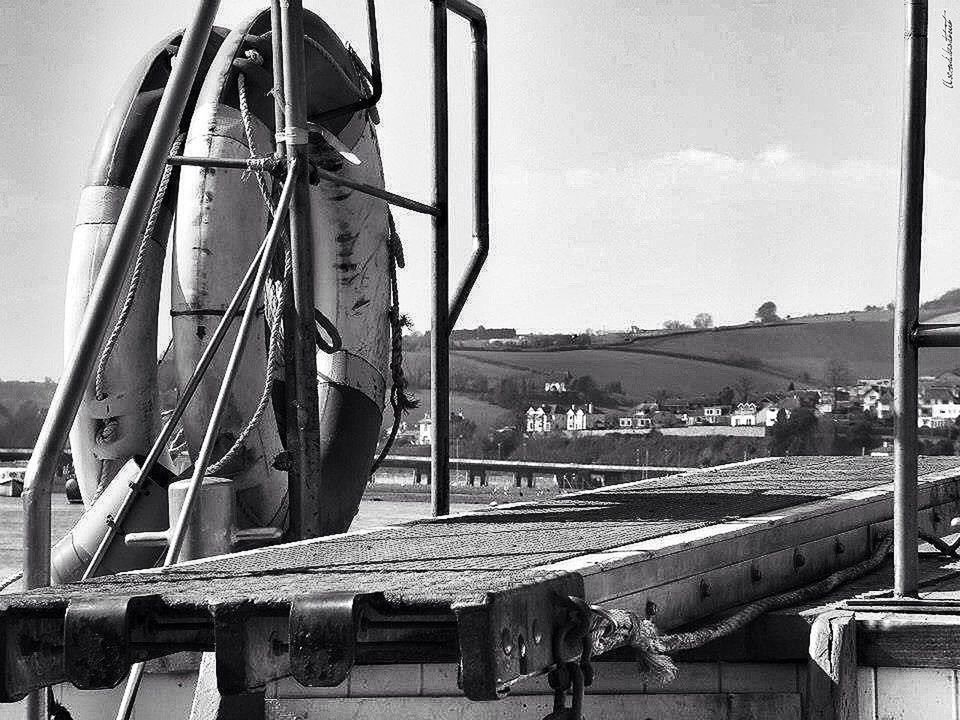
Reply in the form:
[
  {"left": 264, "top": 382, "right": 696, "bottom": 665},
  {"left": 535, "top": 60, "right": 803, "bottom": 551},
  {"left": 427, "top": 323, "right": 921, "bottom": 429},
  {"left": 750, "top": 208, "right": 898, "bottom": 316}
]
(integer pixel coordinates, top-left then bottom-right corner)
[
  {"left": 805, "top": 611, "right": 858, "bottom": 720},
  {"left": 858, "top": 614, "right": 960, "bottom": 668}
]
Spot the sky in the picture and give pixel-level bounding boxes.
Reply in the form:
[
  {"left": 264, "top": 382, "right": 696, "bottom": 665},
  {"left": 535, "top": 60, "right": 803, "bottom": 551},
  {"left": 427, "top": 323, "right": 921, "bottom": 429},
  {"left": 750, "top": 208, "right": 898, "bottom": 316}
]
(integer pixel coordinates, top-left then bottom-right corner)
[{"left": 2, "top": 0, "right": 960, "bottom": 380}]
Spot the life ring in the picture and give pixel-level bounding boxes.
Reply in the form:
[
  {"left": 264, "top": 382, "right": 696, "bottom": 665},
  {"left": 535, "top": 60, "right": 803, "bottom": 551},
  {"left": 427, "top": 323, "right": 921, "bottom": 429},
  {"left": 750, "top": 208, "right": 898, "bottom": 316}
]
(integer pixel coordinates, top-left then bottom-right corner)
[
  {"left": 173, "top": 10, "right": 390, "bottom": 534},
  {"left": 64, "top": 29, "right": 225, "bottom": 507}
]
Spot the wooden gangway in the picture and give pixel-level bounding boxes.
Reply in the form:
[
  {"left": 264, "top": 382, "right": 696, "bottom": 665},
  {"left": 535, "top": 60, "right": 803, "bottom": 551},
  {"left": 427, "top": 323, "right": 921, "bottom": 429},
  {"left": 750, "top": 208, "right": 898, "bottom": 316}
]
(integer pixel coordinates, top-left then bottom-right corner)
[{"left": 2, "top": 456, "right": 960, "bottom": 705}]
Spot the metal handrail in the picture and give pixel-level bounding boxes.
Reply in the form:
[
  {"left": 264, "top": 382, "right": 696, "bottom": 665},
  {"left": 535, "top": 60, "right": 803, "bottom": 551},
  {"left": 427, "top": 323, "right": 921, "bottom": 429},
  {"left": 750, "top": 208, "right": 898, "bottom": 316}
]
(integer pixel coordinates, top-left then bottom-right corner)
[
  {"left": 21, "top": 4, "right": 222, "bottom": 718},
  {"left": 893, "top": 0, "right": 929, "bottom": 598},
  {"left": 429, "top": 0, "right": 489, "bottom": 516}
]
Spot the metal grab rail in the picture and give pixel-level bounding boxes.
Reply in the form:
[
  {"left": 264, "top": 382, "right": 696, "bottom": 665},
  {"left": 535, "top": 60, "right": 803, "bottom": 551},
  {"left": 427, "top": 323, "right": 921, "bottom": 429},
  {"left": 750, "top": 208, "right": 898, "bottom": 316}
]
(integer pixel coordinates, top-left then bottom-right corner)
[
  {"left": 20, "top": 4, "right": 223, "bottom": 718},
  {"left": 429, "top": 0, "right": 490, "bottom": 517},
  {"left": 893, "top": 0, "right": 929, "bottom": 598}
]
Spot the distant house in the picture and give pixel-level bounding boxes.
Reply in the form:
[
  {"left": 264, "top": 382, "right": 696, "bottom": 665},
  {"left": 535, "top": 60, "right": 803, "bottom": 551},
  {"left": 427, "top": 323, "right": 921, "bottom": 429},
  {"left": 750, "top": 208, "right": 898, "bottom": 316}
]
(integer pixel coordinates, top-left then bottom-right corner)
[
  {"left": 416, "top": 415, "right": 432, "bottom": 445},
  {"left": 858, "top": 387, "right": 882, "bottom": 414},
  {"left": 875, "top": 389, "right": 894, "bottom": 420},
  {"left": 919, "top": 386, "right": 960, "bottom": 428},
  {"left": 544, "top": 381, "right": 567, "bottom": 393},
  {"left": 526, "top": 404, "right": 567, "bottom": 433},
  {"left": 755, "top": 403, "right": 782, "bottom": 427},
  {"left": 731, "top": 402, "right": 758, "bottom": 427},
  {"left": 817, "top": 390, "right": 835, "bottom": 415},
  {"left": 618, "top": 416, "right": 634, "bottom": 428},
  {"left": 567, "top": 403, "right": 603, "bottom": 431},
  {"left": 703, "top": 406, "right": 728, "bottom": 424}
]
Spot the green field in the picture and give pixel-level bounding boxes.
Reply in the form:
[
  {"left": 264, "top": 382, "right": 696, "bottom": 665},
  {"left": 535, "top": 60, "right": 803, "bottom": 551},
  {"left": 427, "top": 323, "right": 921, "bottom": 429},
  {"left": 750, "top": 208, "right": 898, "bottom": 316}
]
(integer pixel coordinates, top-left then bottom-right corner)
[
  {"left": 453, "top": 348, "right": 793, "bottom": 399},
  {"left": 627, "top": 320, "right": 960, "bottom": 382}
]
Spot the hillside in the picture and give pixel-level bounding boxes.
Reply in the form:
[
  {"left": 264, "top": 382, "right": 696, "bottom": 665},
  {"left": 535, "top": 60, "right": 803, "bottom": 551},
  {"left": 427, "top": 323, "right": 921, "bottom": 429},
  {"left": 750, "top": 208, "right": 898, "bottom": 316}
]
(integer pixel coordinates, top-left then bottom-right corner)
[
  {"left": 452, "top": 349, "right": 792, "bottom": 399},
  {"left": 625, "top": 320, "right": 960, "bottom": 383}
]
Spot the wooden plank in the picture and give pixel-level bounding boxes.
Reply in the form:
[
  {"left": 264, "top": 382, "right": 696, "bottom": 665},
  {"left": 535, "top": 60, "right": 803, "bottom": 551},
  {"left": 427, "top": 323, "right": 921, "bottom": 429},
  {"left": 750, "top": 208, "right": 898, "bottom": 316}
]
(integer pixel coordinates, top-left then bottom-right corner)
[
  {"left": 805, "top": 611, "right": 858, "bottom": 720},
  {"left": 595, "top": 527, "right": 872, "bottom": 632},
  {"left": 531, "top": 472, "right": 960, "bottom": 635},
  {"left": 857, "top": 614, "right": 960, "bottom": 668}
]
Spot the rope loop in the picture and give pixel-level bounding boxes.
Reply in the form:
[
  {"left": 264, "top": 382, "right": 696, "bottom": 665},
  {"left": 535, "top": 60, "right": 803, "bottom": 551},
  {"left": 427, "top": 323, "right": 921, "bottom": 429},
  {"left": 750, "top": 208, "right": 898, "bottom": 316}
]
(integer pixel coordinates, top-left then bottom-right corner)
[{"left": 314, "top": 308, "right": 343, "bottom": 354}]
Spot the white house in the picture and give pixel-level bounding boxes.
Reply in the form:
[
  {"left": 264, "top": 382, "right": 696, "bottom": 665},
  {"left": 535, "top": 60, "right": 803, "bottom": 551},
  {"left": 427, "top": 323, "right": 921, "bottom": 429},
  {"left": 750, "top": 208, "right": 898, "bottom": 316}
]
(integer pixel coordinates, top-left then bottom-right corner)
[
  {"left": 858, "top": 387, "right": 882, "bottom": 415},
  {"left": 755, "top": 403, "right": 781, "bottom": 427},
  {"left": 875, "top": 389, "right": 894, "bottom": 420},
  {"left": 918, "top": 387, "right": 960, "bottom": 428},
  {"left": 567, "top": 403, "right": 603, "bottom": 431},
  {"left": 731, "top": 402, "right": 758, "bottom": 427},
  {"left": 416, "top": 415, "right": 432, "bottom": 445},
  {"left": 544, "top": 381, "right": 567, "bottom": 393},
  {"left": 703, "top": 406, "right": 727, "bottom": 424},
  {"left": 526, "top": 405, "right": 567, "bottom": 433}
]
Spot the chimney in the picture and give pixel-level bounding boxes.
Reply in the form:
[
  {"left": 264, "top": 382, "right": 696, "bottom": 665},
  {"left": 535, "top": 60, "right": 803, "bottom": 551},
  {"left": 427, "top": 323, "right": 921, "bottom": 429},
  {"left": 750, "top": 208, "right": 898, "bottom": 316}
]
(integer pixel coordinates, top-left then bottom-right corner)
[{"left": 588, "top": 403, "right": 594, "bottom": 414}]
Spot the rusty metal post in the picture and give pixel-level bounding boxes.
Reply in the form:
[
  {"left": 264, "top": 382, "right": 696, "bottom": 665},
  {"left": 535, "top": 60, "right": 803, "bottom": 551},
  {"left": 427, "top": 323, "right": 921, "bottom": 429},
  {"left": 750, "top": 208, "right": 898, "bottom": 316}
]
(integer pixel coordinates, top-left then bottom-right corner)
[
  {"left": 280, "top": 0, "right": 323, "bottom": 540},
  {"left": 21, "top": 3, "right": 221, "bottom": 718},
  {"left": 893, "top": 0, "right": 928, "bottom": 598},
  {"left": 430, "top": 0, "right": 451, "bottom": 515}
]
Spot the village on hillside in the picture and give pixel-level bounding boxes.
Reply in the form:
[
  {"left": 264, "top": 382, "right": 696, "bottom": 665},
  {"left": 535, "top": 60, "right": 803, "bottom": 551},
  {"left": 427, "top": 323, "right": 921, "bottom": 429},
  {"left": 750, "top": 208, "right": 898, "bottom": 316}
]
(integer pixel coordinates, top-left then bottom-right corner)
[{"left": 402, "top": 370, "right": 960, "bottom": 453}]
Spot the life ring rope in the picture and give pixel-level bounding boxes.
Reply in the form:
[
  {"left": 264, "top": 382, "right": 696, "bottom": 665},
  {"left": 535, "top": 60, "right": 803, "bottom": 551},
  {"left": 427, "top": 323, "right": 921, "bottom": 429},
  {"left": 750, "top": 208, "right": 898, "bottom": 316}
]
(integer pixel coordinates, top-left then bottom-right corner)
[
  {"left": 93, "top": 133, "right": 185, "bottom": 401},
  {"left": 205, "top": 73, "right": 291, "bottom": 482}
]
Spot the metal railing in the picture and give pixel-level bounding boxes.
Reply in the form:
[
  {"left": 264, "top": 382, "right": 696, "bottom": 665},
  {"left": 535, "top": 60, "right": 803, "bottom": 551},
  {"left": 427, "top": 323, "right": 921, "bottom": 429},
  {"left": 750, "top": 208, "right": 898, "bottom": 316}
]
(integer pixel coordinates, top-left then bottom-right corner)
[
  {"left": 19, "top": 0, "right": 487, "bottom": 717},
  {"left": 892, "top": 0, "right": 954, "bottom": 598}
]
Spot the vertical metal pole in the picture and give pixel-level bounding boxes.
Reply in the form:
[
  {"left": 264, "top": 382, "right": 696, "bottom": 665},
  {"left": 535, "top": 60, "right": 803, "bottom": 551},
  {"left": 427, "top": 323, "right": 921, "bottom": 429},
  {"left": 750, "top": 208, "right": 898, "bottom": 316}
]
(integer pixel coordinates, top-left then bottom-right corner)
[
  {"left": 270, "top": 0, "right": 286, "bottom": 158},
  {"left": 21, "top": 3, "right": 221, "bottom": 718},
  {"left": 280, "top": 0, "right": 323, "bottom": 539},
  {"left": 430, "top": 1, "right": 450, "bottom": 515},
  {"left": 893, "top": 0, "right": 928, "bottom": 598}
]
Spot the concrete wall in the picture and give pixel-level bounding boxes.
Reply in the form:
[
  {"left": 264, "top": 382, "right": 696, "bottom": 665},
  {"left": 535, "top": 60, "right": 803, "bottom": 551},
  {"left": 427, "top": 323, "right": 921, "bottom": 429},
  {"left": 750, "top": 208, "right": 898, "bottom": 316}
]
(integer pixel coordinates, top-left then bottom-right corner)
[
  {"left": 0, "top": 662, "right": 951, "bottom": 719},
  {"left": 0, "top": 674, "right": 196, "bottom": 720},
  {"left": 265, "top": 661, "right": 804, "bottom": 720},
  {"left": 858, "top": 666, "right": 960, "bottom": 720}
]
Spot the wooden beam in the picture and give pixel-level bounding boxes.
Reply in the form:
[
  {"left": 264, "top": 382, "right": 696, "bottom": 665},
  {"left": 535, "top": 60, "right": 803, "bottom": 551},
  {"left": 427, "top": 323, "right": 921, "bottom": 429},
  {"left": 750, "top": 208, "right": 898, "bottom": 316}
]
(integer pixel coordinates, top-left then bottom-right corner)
[{"left": 805, "top": 611, "right": 858, "bottom": 720}]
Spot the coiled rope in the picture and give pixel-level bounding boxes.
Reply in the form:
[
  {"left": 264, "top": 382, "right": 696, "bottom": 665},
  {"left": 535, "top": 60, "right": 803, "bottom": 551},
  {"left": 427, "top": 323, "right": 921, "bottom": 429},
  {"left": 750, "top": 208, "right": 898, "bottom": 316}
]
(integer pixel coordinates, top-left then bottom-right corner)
[
  {"left": 0, "top": 570, "right": 22, "bottom": 592},
  {"left": 205, "top": 72, "right": 290, "bottom": 479},
  {"left": 370, "top": 211, "right": 418, "bottom": 475},
  {"left": 94, "top": 134, "right": 185, "bottom": 401},
  {"left": 586, "top": 533, "right": 896, "bottom": 685}
]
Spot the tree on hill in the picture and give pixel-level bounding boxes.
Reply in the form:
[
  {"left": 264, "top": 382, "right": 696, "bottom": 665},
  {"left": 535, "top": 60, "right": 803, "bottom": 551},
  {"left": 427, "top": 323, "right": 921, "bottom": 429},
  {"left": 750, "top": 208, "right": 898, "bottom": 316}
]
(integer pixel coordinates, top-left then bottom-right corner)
[
  {"left": 825, "top": 358, "right": 854, "bottom": 389},
  {"left": 922, "top": 288, "right": 960, "bottom": 310},
  {"left": 718, "top": 386, "right": 735, "bottom": 406},
  {"left": 755, "top": 301, "right": 781, "bottom": 324},
  {"left": 769, "top": 407, "right": 821, "bottom": 456},
  {"left": 734, "top": 375, "right": 755, "bottom": 402},
  {"left": 663, "top": 320, "right": 690, "bottom": 330},
  {"left": 693, "top": 312, "right": 714, "bottom": 329}
]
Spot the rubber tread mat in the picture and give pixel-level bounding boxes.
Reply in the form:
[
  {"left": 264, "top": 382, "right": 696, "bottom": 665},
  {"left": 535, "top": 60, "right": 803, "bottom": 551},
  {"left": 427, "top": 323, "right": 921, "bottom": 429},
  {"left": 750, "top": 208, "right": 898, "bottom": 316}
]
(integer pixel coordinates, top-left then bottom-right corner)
[{"left": 5, "top": 456, "right": 960, "bottom": 609}]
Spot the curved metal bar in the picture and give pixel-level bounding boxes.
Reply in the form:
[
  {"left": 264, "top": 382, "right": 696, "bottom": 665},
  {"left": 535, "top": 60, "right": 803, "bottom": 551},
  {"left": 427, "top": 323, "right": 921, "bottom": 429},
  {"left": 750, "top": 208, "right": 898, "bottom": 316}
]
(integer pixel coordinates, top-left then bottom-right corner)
[
  {"left": 312, "top": 0, "right": 382, "bottom": 123},
  {"left": 447, "top": 3, "right": 488, "bottom": 329}
]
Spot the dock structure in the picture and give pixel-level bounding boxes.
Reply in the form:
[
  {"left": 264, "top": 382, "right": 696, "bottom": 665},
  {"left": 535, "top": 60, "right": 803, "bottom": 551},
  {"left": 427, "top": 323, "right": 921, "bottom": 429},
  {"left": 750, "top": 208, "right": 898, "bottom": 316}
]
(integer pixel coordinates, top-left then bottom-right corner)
[
  {"left": 376, "top": 455, "right": 683, "bottom": 488},
  {"left": 4, "top": 456, "right": 960, "bottom": 718}
]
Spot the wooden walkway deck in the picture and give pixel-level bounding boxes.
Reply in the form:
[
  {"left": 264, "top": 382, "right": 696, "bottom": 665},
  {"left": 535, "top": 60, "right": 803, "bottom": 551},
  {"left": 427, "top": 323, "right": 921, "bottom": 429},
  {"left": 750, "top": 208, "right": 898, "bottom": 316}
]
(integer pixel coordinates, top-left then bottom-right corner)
[{"left": 3, "top": 456, "right": 960, "bottom": 705}]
